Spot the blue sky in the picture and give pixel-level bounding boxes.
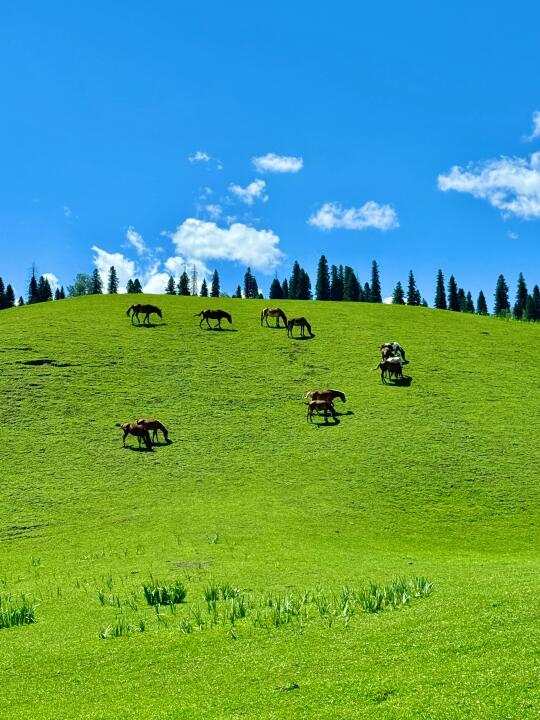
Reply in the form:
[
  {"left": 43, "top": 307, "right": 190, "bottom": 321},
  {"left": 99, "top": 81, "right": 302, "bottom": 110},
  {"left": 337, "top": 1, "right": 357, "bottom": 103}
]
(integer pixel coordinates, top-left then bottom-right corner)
[{"left": 1, "top": 1, "right": 540, "bottom": 306}]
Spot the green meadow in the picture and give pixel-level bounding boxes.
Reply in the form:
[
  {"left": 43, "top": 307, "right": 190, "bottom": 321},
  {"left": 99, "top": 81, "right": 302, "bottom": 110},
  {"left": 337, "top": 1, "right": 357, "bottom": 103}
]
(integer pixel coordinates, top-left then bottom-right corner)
[{"left": 1, "top": 294, "right": 540, "bottom": 719}]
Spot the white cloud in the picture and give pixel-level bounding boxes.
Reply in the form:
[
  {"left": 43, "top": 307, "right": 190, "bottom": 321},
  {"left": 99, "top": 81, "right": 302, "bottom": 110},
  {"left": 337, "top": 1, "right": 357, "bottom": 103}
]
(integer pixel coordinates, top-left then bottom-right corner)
[
  {"left": 228, "top": 179, "right": 268, "bottom": 205},
  {"left": 383, "top": 296, "right": 393, "bottom": 305},
  {"left": 308, "top": 201, "right": 399, "bottom": 231},
  {"left": 252, "top": 153, "right": 303, "bottom": 173},
  {"left": 508, "top": 231, "right": 519, "bottom": 240},
  {"left": 438, "top": 153, "right": 540, "bottom": 219},
  {"left": 142, "top": 272, "right": 171, "bottom": 294},
  {"left": 63, "top": 206, "right": 72, "bottom": 218},
  {"left": 166, "top": 218, "right": 283, "bottom": 271},
  {"left": 527, "top": 111, "right": 540, "bottom": 141},
  {"left": 189, "top": 151, "right": 211, "bottom": 163},
  {"left": 92, "top": 246, "right": 136, "bottom": 293},
  {"left": 126, "top": 226, "right": 146, "bottom": 255},
  {"left": 43, "top": 273, "right": 59, "bottom": 293},
  {"left": 204, "top": 204, "right": 222, "bottom": 220}
]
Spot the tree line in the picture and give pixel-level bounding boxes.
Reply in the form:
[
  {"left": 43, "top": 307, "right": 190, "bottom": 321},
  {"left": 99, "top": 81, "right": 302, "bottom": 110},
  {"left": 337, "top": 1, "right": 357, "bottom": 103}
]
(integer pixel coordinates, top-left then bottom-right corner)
[{"left": 2, "top": 260, "right": 540, "bottom": 323}]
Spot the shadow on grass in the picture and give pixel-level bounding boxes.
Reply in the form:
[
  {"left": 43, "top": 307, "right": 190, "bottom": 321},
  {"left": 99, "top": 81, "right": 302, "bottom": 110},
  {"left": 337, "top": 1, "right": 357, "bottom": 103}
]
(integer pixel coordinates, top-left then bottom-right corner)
[
  {"left": 123, "top": 445, "right": 154, "bottom": 452},
  {"left": 312, "top": 417, "right": 340, "bottom": 427},
  {"left": 289, "top": 334, "right": 315, "bottom": 341},
  {"left": 335, "top": 409, "right": 354, "bottom": 416},
  {"left": 132, "top": 323, "right": 167, "bottom": 329},
  {"left": 262, "top": 325, "right": 287, "bottom": 330},
  {"left": 385, "top": 376, "right": 413, "bottom": 387},
  {"left": 201, "top": 327, "right": 238, "bottom": 332},
  {"left": 152, "top": 439, "right": 173, "bottom": 447}
]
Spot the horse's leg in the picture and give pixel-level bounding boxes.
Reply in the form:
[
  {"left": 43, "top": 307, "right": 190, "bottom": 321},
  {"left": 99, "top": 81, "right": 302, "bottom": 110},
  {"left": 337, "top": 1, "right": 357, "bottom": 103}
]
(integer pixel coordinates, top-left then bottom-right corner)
[
  {"left": 206, "top": 317, "right": 211, "bottom": 328},
  {"left": 123, "top": 431, "right": 128, "bottom": 446}
]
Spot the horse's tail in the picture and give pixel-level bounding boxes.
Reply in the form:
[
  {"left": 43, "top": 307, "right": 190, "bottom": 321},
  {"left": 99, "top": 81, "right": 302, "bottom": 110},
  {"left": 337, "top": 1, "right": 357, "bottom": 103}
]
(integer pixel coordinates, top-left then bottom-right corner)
[
  {"left": 260, "top": 309, "right": 265, "bottom": 323},
  {"left": 126, "top": 305, "right": 134, "bottom": 317},
  {"left": 304, "top": 391, "right": 313, "bottom": 400},
  {"left": 372, "top": 363, "right": 382, "bottom": 371},
  {"left": 194, "top": 311, "right": 204, "bottom": 317},
  {"left": 115, "top": 422, "right": 123, "bottom": 427}
]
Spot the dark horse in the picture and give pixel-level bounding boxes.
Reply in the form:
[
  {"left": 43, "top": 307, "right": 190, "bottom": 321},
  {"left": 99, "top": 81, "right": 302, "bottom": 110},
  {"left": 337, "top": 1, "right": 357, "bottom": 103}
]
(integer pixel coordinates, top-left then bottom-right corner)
[
  {"left": 116, "top": 422, "right": 152, "bottom": 450},
  {"left": 137, "top": 418, "right": 169, "bottom": 444},
  {"left": 260, "top": 307, "right": 287, "bottom": 328},
  {"left": 195, "top": 309, "right": 232, "bottom": 329},
  {"left": 287, "top": 317, "right": 313, "bottom": 338},
  {"left": 127, "top": 304, "right": 163, "bottom": 325}
]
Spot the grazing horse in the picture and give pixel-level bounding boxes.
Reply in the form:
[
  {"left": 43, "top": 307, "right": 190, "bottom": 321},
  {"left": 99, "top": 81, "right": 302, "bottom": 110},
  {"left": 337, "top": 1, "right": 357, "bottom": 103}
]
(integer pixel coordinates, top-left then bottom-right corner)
[
  {"left": 260, "top": 307, "right": 287, "bottom": 328},
  {"left": 287, "top": 317, "right": 313, "bottom": 338},
  {"left": 127, "top": 304, "right": 163, "bottom": 325},
  {"left": 195, "top": 309, "right": 232, "bottom": 329},
  {"left": 137, "top": 418, "right": 169, "bottom": 444},
  {"left": 306, "top": 399, "right": 337, "bottom": 423},
  {"left": 304, "top": 389, "right": 346, "bottom": 403},
  {"left": 117, "top": 422, "right": 152, "bottom": 450},
  {"left": 373, "top": 358, "right": 404, "bottom": 383}
]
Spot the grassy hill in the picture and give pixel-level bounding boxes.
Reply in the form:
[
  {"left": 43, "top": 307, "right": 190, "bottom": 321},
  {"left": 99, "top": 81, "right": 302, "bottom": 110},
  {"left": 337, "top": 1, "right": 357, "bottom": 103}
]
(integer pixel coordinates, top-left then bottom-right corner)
[{"left": 1, "top": 294, "right": 539, "bottom": 719}]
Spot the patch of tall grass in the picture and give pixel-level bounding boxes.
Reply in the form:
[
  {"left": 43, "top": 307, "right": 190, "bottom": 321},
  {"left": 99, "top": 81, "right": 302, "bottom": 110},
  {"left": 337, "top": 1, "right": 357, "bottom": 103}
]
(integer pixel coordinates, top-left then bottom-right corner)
[
  {"left": 0, "top": 595, "right": 37, "bottom": 629},
  {"left": 142, "top": 578, "right": 186, "bottom": 606}
]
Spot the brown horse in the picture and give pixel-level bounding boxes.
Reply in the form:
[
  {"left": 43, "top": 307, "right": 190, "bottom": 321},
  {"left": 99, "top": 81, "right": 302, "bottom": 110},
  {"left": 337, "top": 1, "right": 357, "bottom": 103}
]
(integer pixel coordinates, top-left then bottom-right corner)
[
  {"left": 260, "top": 307, "right": 287, "bottom": 327},
  {"left": 306, "top": 399, "right": 337, "bottom": 423},
  {"left": 304, "top": 389, "right": 346, "bottom": 403},
  {"left": 127, "top": 304, "right": 163, "bottom": 325},
  {"left": 195, "top": 309, "right": 232, "bottom": 329},
  {"left": 117, "top": 422, "right": 152, "bottom": 450},
  {"left": 287, "top": 317, "right": 313, "bottom": 338},
  {"left": 373, "top": 358, "right": 404, "bottom": 383},
  {"left": 137, "top": 418, "right": 169, "bottom": 444}
]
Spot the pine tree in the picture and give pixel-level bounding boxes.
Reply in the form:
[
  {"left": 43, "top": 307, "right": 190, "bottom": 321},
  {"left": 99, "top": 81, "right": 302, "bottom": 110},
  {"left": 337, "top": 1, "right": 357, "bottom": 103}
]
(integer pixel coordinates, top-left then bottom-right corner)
[
  {"left": 244, "top": 267, "right": 258, "bottom": 298},
  {"left": 477, "top": 290, "right": 488, "bottom": 315},
  {"left": 298, "top": 269, "right": 312, "bottom": 300},
  {"left": 90, "top": 268, "right": 103, "bottom": 294},
  {"left": 28, "top": 270, "right": 39, "bottom": 304},
  {"left": 234, "top": 285, "right": 242, "bottom": 298},
  {"left": 5, "top": 284, "right": 15, "bottom": 308},
  {"left": 343, "top": 266, "right": 360, "bottom": 302},
  {"left": 494, "top": 274, "right": 510, "bottom": 315},
  {"left": 281, "top": 278, "right": 289, "bottom": 299},
  {"left": 370, "top": 261, "right": 382, "bottom": 303},
  {"left": 392, "top": 281, "right": 405, "bottom": 304},
  {"left": 0, "top": 277, "right": 6, "bottom": 309},
  {"left": 54, "top": 288, "right": 62, "bottom": 301},
  {"left": 107, "top": 266, "right": 119, "bottom": 294},
  {"left": 210, "top": 270, "right": 220, "bottom": 298},
  {"left": 407, "top": 270, "right": 421, "bottom": 306},
  {"left": 447, "top": 275, "right": 459, "bottom": 311},
  {"left": 465, "top": 291, "right": 475, "bottom": 313},
  {"left": 358, "top": 284, "right": 365, "bottom": 302},
  {"left": 315, "top": 255, "right": 331, "bottom": 301},
  {"left": 457, "top": 287, "right": 467, "bottom": 312},
  {"left": 132, "top": 278, "right": 142, "bottom": 293},
  {"left": 126, "top": 279, "right": 136, "bottom": 294},
  {"left": 200, "top": 278, "right": 208, "bottom": 297},
  {"left": 363, "top": 282, "right": 371, "bottom": 302},
  {"left": 533, "top": 285, "right": 540, "bottom": 319},
  {"left": 434, "top": 270, "right": 447, "bottom": 309},
  {"left": 60, "top": 286, "right": 66, "bottom": 299},
  {"left": 178, "top": 271, "right": 191, "bottom": 296},
  {"left": 513, "top": 272, "right": 528, "bottom": 319},
  {"left": 421, "top": 298, "right": 428, "bottom": 307},
  {"left": 524, "top": 295, "right": 536, "bottom": 321},
  {"left": 269, "top": 277, "right": 284, "bottom": 299},
  {"left": 330, "top": 265, "right": 344, "bottom": 301},
  {"left": 165, "top": 276, "right": 176, "bottom": 294},
  {"left": 37, "top": 276, "right": 52, "bottom": 302},
  {"left": 18, "top": 296, "right": 25, "bottom": 306},
  {"left": 289, "top": 261, "right": 301, "bottom": 299}
]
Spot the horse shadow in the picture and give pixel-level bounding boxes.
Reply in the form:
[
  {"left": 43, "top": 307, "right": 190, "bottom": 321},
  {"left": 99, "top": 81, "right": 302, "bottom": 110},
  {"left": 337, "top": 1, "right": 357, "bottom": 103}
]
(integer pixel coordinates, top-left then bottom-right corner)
[
  {"left": 290, "top": 334, "right": 315, "bottom": 341},
  {"left": 388, "top": 376, "right": 413, "bottom": 387},
  {"left": 152, "top": 439, "right": 173, "bottom": 447},
  {"left": 335, "top": 409, "right": 354, "bottom": 417},
  {"left": 203, "top": 327, "right": 238, "bottom": 332},
  {"left": 133, "top": 323, "right": 167, "bottom": 329},
  {"left": 123, "top": 445, "right": 154, "bottom": 452},
  {"left": 312, "top": 417, "right": 340, "bottom": 427}
]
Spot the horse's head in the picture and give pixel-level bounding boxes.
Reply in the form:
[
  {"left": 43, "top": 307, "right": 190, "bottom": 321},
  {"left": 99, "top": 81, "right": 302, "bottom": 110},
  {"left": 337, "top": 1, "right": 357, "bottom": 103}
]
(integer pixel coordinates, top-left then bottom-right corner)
[{"left": 156, "top": 308, "right": 162, "bottom": 318}]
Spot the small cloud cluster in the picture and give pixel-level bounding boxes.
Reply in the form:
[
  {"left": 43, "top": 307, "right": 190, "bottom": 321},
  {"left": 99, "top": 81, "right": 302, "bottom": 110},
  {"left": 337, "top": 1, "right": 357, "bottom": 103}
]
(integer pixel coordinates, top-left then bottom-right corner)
[
  {"left": 527, "top": 111, "right": 540, "bottom": 142},
  {"left": 308, "top": 201, "right": 399, "bottom": 231},
  {"left": 188, "top": 151, "right": 211, "bottom": 163},
  {"left": 228, "top": 179, "right": 268, "bottom": 205},
  {"left": 252, "top": 153, "right": 303, "bottom": 173},
  {"left": 126, "top": 226, "right": 147, "bottom": 255},
  {"left": 438, "top": 152, "right": 540, "bottom": 219}
]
